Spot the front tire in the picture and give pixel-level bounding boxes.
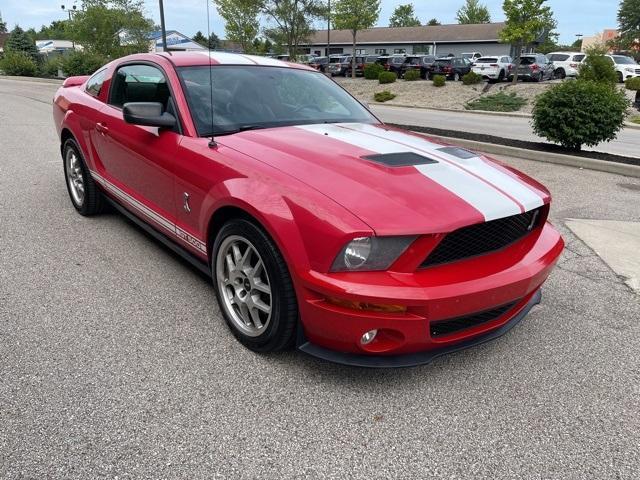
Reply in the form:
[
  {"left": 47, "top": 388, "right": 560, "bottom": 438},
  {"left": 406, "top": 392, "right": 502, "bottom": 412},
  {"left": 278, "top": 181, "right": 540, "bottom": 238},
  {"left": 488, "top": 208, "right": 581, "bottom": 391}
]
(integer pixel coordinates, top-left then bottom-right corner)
[
  {"left": 213, "top": 219, "right": 298, "bottom": 353},
  {"left": 62, "top": 138, "right": 103, "bottom": 216}
]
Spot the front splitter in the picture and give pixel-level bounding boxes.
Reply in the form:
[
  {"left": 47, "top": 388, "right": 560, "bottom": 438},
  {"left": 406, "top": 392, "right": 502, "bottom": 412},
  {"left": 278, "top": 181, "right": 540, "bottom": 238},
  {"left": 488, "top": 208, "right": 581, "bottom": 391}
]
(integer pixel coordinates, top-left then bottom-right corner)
[{"left": 297, "top": 289, "right": 542, "bottom": 368}]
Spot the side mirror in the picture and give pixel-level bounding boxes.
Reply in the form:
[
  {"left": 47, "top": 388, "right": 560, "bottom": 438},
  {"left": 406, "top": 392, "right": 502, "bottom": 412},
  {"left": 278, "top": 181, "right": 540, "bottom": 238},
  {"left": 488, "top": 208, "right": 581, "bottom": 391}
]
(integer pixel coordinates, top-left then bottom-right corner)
[{"left": 123, "top": 102, "right": 176, "bottom": 129}]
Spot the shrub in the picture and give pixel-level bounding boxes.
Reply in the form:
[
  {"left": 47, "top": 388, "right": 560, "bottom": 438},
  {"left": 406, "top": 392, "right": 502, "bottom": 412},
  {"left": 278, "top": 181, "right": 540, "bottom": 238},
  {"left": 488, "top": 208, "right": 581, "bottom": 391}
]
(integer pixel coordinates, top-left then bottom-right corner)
[
  {"left": 364, "top": 63, "right": 384, "bottom": 80},
  {"left": 433, "top": 75, "right": 446, "bottom": 87},
  {"left": 40, "top": 56, "right": 62, "bottom": 77},
  {"left": 378, "top": 71, "right": 397, "bottom": 84},
  {"left": 532, "top": 80, "right": 629, "bottom": 150},
  {"left": 462, "top": 71, "right": 483, "bottom": 85},
  {"left": 404, "top": 69, "right": 420, "bottom": 81},
  {"left": 626, "top": 77, "right": 640, "bottom": 91},
  {"left": 374, "top": 90, "right": 396, "bottom": 102},
  {"left": 465, "top": 91, "right": 527, "bottom": 112},
  {"left": 578, "top": 47, "right": 618, "bottom": 84},
  {"left": 0, "top": 51, "right": 37, "bottom": 76},
  {"left": 61, "top": 51, "right": 107, "bottom": 77}
]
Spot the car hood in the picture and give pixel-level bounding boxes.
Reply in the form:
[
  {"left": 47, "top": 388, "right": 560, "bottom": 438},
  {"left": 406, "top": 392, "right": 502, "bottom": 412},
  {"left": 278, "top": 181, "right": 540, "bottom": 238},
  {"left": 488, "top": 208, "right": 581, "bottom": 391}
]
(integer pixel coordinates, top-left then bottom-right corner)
[{"left": 218, "top": 122, "right": 550, "bottom": 236}]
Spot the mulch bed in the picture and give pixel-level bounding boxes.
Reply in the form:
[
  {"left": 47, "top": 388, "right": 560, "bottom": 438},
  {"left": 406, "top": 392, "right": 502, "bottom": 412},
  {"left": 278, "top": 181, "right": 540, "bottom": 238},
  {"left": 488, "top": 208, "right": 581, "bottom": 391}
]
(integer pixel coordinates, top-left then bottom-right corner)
[{"left": 389, "top": 124, "right": 640, "bottom": 167}]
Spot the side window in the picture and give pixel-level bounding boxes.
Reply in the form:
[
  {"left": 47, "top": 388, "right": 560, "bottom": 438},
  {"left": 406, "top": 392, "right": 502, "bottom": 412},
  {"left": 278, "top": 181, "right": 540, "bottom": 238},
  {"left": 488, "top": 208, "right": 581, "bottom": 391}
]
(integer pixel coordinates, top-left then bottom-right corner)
[
  {"left": 109, "top": 64, "right": 171, "bottom": 110},
  {"left": 86, "top": 69, "right": 107, "bottom": 97}
]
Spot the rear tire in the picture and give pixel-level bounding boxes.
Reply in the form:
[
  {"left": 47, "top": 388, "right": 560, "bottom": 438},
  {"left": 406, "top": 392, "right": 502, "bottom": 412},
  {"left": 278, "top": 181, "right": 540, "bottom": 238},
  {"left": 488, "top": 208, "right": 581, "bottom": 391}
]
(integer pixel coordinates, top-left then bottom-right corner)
[
  {"left": 618, "top": 72, "right": 624, "bottom": 83},
  {"left": 62, "top": 138, "right": 103, "bottom": 216},
  {"left": 555, "top": 68, "right": 566, "bottom": 79},
  {"left": 498, "top": 69, "right": 505, "bottom": 82},
  {"left": 212, "top": 219, "right": 298, "bottom": 353}
]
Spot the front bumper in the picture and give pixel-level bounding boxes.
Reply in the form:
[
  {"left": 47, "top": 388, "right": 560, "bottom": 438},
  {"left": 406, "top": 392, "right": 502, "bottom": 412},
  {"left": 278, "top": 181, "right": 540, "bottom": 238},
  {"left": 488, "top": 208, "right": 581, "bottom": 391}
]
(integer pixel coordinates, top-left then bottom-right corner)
[
  {"left": 298, "top": 289, "right": 542, "bottom": 368},
  {"left": 295, "top": 222, "right": 563, "bottom": 365}
]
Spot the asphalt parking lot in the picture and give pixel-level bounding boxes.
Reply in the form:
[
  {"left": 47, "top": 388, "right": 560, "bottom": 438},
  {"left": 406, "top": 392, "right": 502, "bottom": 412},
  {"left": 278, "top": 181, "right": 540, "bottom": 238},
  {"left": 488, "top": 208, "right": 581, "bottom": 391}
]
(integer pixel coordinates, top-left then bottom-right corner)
[{"left": 1, "top": 77, "right": 639, "bottom": 479}]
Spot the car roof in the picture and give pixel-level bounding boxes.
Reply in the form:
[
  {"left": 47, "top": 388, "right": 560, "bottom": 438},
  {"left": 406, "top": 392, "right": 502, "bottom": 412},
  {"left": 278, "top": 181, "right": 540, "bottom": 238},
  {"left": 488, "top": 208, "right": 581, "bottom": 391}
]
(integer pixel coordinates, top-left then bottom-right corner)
[
  {"left": 548, "top": 51, "right": 582, "bottom": 55},
  {"left": 150, "top": 51, "right": 314, "bottom": 70}
]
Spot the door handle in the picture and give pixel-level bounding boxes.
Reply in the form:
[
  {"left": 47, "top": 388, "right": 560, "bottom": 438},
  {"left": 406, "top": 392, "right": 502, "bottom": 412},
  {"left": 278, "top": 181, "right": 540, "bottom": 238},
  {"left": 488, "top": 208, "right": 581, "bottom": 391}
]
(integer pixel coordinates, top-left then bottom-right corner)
[{"left": 96, "top": 122, "right": 109, "bottom": 135}]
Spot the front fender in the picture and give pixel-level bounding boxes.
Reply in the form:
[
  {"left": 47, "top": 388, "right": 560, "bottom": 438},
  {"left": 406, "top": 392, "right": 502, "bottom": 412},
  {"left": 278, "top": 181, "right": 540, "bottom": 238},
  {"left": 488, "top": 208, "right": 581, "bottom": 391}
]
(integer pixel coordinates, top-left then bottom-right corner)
[{"left": 202, "top": 176, "right": 372, "bottom": 276}]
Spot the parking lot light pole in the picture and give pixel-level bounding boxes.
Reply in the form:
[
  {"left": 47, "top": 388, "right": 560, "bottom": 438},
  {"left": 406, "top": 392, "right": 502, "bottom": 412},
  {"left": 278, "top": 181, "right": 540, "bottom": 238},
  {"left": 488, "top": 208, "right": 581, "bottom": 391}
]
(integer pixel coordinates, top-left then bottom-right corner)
[
  {"left": 61, "top": 4, "right": 77, "bottom": 49},
  {"left": 158, "top": 0, "right": 168, "bottom": 52}
]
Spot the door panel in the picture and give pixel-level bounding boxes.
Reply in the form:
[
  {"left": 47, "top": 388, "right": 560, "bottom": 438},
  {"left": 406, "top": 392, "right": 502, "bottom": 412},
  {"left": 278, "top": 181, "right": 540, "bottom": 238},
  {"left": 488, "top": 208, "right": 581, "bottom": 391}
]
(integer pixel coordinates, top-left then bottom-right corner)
[{"left": 94, "top": 104, "right": 178, "bottom": 222}]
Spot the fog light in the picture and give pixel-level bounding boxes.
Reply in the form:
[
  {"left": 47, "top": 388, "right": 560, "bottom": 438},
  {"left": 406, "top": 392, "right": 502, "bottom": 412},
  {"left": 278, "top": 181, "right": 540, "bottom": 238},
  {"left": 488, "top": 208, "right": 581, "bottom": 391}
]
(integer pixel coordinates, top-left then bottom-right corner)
[{"left": 360, "top": 329, "right": 378, "bottom": 345}]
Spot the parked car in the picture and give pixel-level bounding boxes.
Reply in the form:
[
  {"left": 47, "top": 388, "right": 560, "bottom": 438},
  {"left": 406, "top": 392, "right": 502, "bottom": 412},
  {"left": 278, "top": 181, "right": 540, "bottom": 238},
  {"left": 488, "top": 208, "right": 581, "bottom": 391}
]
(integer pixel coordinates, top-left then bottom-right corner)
[
  {"left": 327, "top": 56, "right": 350, "bottom": 76},
  {"left": 377, "top": 55, "right": 408, "bottom": 76},
  {"left": 546, "top": 52, "right": 585, "bottom": 78},
  {"left": 461, "top": 52, "right": 483, "bottom": 63},
  {"left": 510, "top": 54, "right": 553, "bottom": 82},
  {"left": 401, "top": 55, "right": 437, "bottom": 79},
  {"left": 328, "top": 55, "right": 373, "bottom": 77},
  {"left": 428, "top": 57, "right": 472, "bottom": 81},
  {"left": 471, "top": 56, "right": 513, "bottom": 82},
  {"left": 308, "top": 56, "right": 329, "bottom": 72},
  {"left": 605, "top": 54, "right": 640, "bottom": 83},
  {"left": 52, "top": 51, "right": 563, "bottom": 367}
]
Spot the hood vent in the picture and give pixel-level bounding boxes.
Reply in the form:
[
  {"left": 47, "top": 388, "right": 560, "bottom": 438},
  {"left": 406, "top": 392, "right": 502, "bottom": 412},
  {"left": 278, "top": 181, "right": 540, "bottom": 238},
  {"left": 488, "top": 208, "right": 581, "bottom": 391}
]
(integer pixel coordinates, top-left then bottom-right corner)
[
  {"left": 361, "top": 152, "right": 439, "bottom": 167},
  {"left": 437, "top": 147, "right": 478, "bottom": 159}
]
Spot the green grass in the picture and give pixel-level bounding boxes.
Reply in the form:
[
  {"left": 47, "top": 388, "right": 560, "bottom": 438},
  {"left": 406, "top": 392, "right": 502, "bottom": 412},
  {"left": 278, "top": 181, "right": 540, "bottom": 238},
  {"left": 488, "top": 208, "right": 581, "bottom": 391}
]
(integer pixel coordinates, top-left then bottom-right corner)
[
  {"left": 630, "top": 116, "right": 640, "bottom": 125},
  {"left": 465, "top": 91, "right": 527, "bottom": 112}
]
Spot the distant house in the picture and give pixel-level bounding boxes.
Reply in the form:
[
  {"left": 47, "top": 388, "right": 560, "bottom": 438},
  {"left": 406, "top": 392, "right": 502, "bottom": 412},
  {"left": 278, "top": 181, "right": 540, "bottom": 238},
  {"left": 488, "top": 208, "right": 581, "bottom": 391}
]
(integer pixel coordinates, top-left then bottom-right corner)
[
  {"left": 0, "top": 32, "right": 9, "bottom": 53},
  {"left": 146, "top": 30, "right": 206, "bottom": 52},
  {"left": 300, "top": 22, "right": 539, "bottom": 58},
  {"left": 36, "top": 40, "right": 81, "bottom": 54}
]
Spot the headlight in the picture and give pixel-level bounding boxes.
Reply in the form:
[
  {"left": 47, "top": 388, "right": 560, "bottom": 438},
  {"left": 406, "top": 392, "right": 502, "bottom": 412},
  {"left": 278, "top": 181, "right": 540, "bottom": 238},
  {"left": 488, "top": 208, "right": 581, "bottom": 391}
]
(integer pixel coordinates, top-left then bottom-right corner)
[
  {"left": 625, "top": 67, "right": 635, "bottom": 73},
  {"left": 331, "top": 236, "right": 417, "bottom": 272}
]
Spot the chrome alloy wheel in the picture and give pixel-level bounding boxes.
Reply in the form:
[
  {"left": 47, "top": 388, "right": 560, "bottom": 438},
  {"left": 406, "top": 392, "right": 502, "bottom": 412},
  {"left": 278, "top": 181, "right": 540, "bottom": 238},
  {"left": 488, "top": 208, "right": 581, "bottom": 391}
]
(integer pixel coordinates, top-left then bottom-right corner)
[
  {"left": 216, "top": 235, "right": 272, "bottom": 337},
  {"left": 65, "top": 148, "right": 85, "bottom": 206}
]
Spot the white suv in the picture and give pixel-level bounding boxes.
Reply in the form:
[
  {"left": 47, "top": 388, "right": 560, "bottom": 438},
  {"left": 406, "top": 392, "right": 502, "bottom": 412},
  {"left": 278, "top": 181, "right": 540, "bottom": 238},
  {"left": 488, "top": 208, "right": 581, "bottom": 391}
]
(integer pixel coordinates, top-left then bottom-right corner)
[
  {"left": 546, "top": 51, "right": 585, "bottom": 78},
  {"left": 461, "top": 52, "right": 483, "bottom": 63},
  {"left": 471, "top": 56, "right": 513, "bottom": 82},
  {"left": 606, "top": 54, "right": 640, "bottom": 83}
]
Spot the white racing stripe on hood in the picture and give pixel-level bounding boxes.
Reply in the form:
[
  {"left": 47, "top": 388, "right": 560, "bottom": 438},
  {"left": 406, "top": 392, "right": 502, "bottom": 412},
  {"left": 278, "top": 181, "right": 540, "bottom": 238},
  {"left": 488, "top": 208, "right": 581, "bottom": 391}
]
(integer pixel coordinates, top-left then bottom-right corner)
[
  {"left": 346, "top": 123, "right": 544, "bottom": 213},
  {"left": 297, "top": 123, "right": 521, "bottom": 221}
]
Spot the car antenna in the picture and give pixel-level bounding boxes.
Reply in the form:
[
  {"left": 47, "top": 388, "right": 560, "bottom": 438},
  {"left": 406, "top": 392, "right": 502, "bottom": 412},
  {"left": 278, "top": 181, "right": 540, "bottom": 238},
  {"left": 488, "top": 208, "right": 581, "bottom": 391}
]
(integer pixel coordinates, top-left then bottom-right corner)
[{"left": 206, "top": 0, "right": 217, "bottom": 148}]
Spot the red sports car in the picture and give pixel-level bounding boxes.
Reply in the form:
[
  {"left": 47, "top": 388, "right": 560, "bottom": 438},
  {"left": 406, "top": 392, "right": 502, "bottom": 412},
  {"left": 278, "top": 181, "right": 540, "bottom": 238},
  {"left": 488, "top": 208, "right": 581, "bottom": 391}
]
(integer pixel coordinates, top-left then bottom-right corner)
[{"left": 53, "top": 52, "right": 564, "bottom": 367}]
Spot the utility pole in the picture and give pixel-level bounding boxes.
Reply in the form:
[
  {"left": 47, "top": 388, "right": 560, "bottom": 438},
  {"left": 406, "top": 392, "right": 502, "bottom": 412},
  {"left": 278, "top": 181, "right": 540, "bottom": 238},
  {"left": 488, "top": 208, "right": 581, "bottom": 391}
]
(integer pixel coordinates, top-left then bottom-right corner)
[
  {"left": 159, "top": 0, "right": 168, "bottom": 52},
  {"left": 327, "top": 0, "right": 331, "bottom": 57}
]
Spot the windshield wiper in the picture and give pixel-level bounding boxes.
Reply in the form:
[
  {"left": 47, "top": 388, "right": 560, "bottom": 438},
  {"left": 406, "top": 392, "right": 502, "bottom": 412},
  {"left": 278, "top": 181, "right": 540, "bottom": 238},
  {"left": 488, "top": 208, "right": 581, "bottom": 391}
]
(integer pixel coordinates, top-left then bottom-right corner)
[{"left": 214, "top": 125, "right": 265, "bottom": 136}]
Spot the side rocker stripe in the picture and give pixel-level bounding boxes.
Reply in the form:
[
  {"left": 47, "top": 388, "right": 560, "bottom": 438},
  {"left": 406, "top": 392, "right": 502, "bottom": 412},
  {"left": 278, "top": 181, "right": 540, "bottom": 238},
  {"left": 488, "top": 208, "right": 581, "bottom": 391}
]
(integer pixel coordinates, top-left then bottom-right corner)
[
  {"left": 296, "top": 124, "right": 522, "bottom": 221},
  {"left": 90, "top": 170, "right": 207, "bottom": 254}
]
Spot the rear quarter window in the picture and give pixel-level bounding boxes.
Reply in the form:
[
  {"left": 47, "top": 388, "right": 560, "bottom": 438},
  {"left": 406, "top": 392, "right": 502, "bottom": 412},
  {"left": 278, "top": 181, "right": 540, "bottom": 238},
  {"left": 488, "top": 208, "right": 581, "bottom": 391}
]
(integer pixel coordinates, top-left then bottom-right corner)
[{"left": 85, "top": 69, "right": 107, "bottom": 97}]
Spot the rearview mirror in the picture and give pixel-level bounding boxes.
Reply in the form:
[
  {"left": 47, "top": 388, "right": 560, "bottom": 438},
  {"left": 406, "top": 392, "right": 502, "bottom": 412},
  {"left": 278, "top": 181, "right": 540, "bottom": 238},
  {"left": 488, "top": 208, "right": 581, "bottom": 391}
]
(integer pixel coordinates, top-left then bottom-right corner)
[{"left": 123, "top": 102, "right": 176, "bottom": 129}]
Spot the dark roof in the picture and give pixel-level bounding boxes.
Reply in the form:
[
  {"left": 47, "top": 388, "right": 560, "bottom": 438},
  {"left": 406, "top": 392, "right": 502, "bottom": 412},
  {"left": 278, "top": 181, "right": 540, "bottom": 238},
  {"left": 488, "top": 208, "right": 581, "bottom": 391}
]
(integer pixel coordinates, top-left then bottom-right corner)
[{"left": 304, "top": 22, "right": 506, "bottom": 45}]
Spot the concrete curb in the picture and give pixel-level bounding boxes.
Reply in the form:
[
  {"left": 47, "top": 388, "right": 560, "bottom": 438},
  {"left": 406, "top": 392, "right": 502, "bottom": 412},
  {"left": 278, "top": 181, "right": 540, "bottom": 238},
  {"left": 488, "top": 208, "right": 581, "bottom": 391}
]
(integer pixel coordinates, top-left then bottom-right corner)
[
  {"left": 370, "top": 103, "right": 640, "bottom": 130},
  {"left": 0, "top": 75, "right": 63, "bottom": 84},
  {"left": 416, "top": 133, "right": 640, "bottom": 179},
  {"left": 370, "top": 102, "right": 533, "bottom": 119}
]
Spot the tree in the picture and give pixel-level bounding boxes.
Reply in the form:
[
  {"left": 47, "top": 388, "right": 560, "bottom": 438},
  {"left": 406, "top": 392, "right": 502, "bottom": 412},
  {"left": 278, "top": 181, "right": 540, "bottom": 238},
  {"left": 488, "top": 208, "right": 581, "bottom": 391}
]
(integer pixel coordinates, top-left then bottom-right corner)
[
  {"left": 0, "top": 11, "right": 7, "bottom": 34},
  {"left": 5, "top": 26, "right": 39, "bottom": 60},
  {"left": 192, "top": 30, "right": 220, "bottom": 49},
  {"left": 68, "top": 0, "right": 154, "bottom": 57},
  {"left": 35, "top": 21, "right": 72, "bottom": 40},
  {"left": 333, "top": 0, "right": 381, "bottom": 77},
  {"left": 262, "top": 0, "right": 326, "bottom": 61},
  {"left": 389, "top": 4, "right": 421, "bottom": 27},
  {"left": 618, "top": 0, "right": 640, "bottom": 50},
  {"left": 500, "top": 0, "right": 555, "bottom": 83},
  {"left": 456, "top": 0, "right": 491, "bottom": 24},
  {"left": 427, "top": 18, "right": 441, "bottom": 26},
  {"left": 215, "top": 0, "right": 262, "bottom": 54}
]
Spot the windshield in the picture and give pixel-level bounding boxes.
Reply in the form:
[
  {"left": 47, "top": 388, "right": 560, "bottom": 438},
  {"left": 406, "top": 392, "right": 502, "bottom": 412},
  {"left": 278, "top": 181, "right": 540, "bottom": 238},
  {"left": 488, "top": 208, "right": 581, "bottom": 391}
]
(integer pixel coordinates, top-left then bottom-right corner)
[
  {"left": 611, "top": 55, "right": 637, "bottom": 65},
  {"left": 178, "top": 66, "right": 377, "bottom": 136}
]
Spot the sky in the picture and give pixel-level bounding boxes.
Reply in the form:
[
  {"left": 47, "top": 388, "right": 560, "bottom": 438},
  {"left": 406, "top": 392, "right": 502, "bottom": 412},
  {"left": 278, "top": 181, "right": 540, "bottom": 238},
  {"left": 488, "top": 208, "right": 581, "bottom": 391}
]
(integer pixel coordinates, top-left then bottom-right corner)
[{"left": 0, "top": 0, "right": 620, "bottom": 45}]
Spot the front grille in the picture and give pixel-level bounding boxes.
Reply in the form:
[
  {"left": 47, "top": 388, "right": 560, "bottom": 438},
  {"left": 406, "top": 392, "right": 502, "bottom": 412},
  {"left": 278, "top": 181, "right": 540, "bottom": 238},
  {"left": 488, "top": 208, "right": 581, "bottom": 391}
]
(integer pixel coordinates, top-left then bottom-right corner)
[
  {"left": 430, "top": 301, "right": 517, "bottom": 337},
  {"left": 421, "top": 208, "right": 542, "bottom": 268}
]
